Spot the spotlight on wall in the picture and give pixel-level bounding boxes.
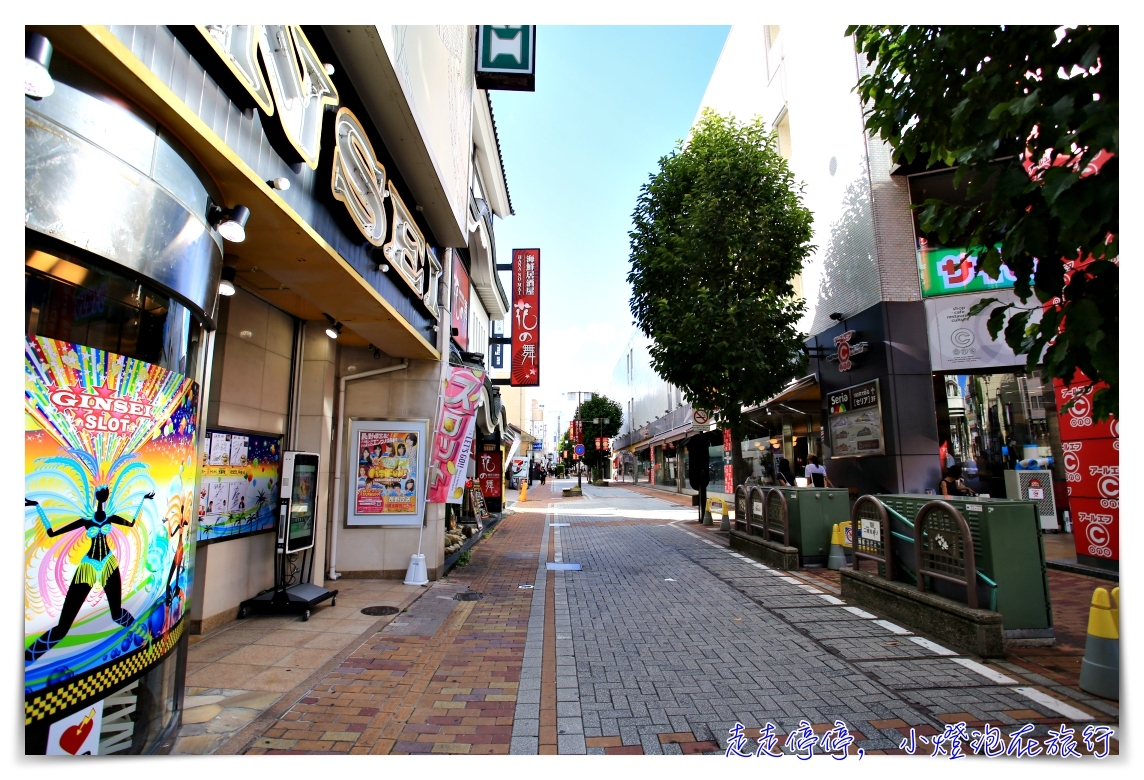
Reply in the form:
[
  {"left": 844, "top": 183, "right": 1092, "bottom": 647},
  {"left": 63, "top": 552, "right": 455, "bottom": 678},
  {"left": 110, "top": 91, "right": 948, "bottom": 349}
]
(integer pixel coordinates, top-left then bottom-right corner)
[
  {"left": 219, "top": 266, "right": 237, "bottom": 296},
  {"left": 378, "top": 262, "right": 390, "bottom": 272},
  {"left": 323, "top": 314, "right": 342, "bottom": 340},
  {"left": 25, "top": 33, "right": 55, "bottom": 99},
  {"left": 829, "top": 312, "right": 845, "bottom": 322},
  {"left": 267, "top": 177, "right": 291, "bottom": 191},
  {"left": 208, "top": 203, "right": 251, "bottom": 242}
]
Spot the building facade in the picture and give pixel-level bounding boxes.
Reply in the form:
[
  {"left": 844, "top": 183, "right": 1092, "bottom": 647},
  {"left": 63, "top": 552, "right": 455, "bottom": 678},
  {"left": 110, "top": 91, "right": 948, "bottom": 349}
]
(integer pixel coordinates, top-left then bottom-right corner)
[{"left": 24, "top": 24, "right": 514, "bottom": 754}]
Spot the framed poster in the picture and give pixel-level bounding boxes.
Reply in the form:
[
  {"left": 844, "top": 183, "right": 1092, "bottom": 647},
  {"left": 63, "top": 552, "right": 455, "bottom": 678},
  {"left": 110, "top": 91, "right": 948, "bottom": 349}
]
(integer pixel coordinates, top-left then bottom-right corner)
[
  {"left": 827, "top": 379, "right": 885, "bottom": 458},
  {"left": 197, "top": 428, "right": 282, "bottom": 543},
  {"left": 347, "top": 418, "right": 428, "bottom": 526}
]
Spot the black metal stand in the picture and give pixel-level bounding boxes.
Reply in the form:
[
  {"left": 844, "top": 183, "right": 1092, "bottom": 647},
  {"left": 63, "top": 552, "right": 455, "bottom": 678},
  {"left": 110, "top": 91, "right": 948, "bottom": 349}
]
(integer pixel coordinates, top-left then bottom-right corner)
[{"left": 238, "top": 500, "right": 337, "bottom": 622}]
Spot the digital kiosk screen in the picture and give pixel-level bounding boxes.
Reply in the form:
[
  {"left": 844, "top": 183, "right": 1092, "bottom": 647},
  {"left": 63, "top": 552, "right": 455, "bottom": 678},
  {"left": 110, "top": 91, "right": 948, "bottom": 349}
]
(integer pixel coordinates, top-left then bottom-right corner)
[{"left": 286, "top": 458, "right": 318, "bottom": 552}]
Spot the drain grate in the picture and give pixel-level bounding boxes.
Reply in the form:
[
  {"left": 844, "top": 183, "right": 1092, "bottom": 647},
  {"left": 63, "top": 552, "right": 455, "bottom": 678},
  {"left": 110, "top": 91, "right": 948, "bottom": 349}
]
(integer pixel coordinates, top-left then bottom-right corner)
[
  {"left": 454, "top": 591, "right": 484, "bottom": 601},
  {"left": 361, "top": 605, "right": 400, "bottom": 616}
]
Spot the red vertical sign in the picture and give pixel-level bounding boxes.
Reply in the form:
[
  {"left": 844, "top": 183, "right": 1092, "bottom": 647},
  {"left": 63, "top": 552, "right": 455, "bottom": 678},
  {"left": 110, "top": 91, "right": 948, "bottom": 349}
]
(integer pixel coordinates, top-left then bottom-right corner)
[
  {"left": 477, "top": 448, "right": 503, "bottom": 501},
  {"left": 1054, "top": 372, "right": 1118, "bottom": 564},
  {"left": 723, "top": 428, "right": 734, "bottom": 493},
  {"left": 511, "top": 248, "right": 540, "bottom": 386},
  {"left": 450, "top": 250, "right": 470, "bottom": 350}
]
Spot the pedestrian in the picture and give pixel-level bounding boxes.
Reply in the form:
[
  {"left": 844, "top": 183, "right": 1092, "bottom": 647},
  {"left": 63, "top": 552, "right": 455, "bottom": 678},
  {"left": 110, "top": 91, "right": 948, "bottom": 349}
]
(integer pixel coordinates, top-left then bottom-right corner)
[
  {"left": 938, "top": 464, "right": 976, "bottom": 497},
  {"left": 775, "top": 458, "right": 795, "bottom": 486},
  {"left": 804, "top": 455, "right": 833, "bottom": 488}
]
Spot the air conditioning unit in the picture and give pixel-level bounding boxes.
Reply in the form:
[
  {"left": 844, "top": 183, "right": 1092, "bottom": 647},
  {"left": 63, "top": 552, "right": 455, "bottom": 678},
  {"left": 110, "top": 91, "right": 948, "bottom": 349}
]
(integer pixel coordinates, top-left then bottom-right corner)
[{"left": 1004, "top": 469, "right": 1058, "bottom": 531}]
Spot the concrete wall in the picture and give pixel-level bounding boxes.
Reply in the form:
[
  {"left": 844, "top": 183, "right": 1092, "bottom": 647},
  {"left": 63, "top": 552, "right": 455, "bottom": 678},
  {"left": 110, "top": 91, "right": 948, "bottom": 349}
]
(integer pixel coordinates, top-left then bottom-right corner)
[
  {"left": 330, "top": 346, "right": 447, "bottom": 579},
  {"left": 192, "top": 289, "right": 297, "bottom": 633}
]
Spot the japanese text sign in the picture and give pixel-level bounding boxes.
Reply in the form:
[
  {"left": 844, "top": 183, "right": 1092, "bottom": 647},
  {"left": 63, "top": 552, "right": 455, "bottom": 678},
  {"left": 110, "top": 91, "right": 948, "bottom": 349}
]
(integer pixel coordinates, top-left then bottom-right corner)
[{"left": 511, "top": 248, "right": 540, "bottom": 386}]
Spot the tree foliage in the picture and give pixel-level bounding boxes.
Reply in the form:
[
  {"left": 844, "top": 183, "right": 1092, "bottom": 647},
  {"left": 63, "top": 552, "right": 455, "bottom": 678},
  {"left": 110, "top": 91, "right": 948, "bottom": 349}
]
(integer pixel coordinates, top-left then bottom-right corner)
[
  {"left": 849, "top": 25, "right": 1118, "bottom": 419},
  {"left": 577, "top": 394, "right": 623, "bottom": 472},
  {"left": 627, "top": 110, "right": 813, "bottom": 445}
]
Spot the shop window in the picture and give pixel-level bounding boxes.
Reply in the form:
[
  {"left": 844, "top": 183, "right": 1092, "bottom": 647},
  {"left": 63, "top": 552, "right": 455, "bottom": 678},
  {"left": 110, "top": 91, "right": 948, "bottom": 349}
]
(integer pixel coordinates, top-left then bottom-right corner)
[{"left": 25, "top": 233, "right": 191, "bottom": 373}]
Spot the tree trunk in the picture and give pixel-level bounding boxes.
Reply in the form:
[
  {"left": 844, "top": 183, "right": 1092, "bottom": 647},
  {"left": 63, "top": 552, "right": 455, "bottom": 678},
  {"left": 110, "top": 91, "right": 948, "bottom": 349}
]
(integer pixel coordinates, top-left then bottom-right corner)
[{"left": 730, "top": 420, "right": 751, "bottom": 489}]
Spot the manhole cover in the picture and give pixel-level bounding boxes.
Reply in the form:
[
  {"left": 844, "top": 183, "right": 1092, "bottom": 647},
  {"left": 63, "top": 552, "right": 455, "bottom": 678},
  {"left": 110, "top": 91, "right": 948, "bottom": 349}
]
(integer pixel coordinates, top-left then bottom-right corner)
[
  {"left": 454, "top": 591, "right": 484, "bottom": 601},
  {"left": 361, "top": 606, "right": 400, "bottom": 616}
]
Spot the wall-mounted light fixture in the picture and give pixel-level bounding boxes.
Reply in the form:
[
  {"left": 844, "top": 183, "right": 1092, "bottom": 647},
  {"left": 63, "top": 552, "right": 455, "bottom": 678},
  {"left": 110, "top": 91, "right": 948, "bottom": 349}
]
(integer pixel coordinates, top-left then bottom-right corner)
[
  {"left": 378, "top": 262, "right": 390, "bottom": 272},
  {"left": 267, "top": 177, "right": 291, "bottom": 191},
  {"left": 323, "top": 314, "right": 342, "bottom": 340},
  {"left": 208, "top": 203, "right": 251, "bottom": 242},
  {"left": 219, "top": 266, "right": 237, "bottom": 296},
  {"left": 25, "top": 33, "right": 55, "bottom": 99},
  {"left": 829, "top": 312, "right": 845, "bottom": 322}
]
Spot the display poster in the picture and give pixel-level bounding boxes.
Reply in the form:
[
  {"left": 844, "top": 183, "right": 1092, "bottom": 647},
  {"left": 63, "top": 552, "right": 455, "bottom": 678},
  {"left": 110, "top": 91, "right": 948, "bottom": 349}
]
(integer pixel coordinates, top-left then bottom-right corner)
[
  {"left": 916, "top": 240, "right": 1016, "bottom": 297},
  {"left": 24, "top": 336, "right": 198, "bottom": 740},
  {"left": 197, "top": 430, "right": 281, "bottom": 542},
  {"left": 827, "top": 379, "right": 885, "bottom": 457},
  {"left": 925, "top": 290, "right": 1042, "bottom": 371},
  {"left": 1055, "top": 372, "right": 1118, "bottom": 562},
  {"left": 450, "top": 249, "right": 470, "bottom": 350},
  {"left": 346, "top": 419, "right": 427, "bottom": 525},
  {"left": 477, "top": 448, "right": 503, "bottom": 501},
  {"left": 427, "top": 366, "right": 485, "bottom": 503},
  {"left": 355, "top": 429, "right": 419, "bottom": 515},
  {"left": 446, "top": 416, "right": 477, "bottom": 504},
  {"left": 722, "top": 428, "right": 734, "bottom": 493},
  {"left": 511, "top": 248, "right": 540, "bottom": 386}
]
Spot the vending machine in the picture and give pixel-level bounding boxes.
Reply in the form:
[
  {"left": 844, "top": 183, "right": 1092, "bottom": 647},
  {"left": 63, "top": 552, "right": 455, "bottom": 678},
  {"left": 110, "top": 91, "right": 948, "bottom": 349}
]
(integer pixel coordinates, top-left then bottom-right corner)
[{"left": 239, "top": 451, "right": 337, "bottom": 620}]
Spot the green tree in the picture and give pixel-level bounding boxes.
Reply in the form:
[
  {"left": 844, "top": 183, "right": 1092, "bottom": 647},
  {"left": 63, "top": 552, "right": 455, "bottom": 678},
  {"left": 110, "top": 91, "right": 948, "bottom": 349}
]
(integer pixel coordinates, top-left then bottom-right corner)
[
  {"left": 577, "top": 394, "right": 623, "bottom": 479},
  {"left": 627, "top": 110, "right": 813, "bottom": 483},
  {"left": 849, "top": 25, "right": 1117, "bottom": 420}
]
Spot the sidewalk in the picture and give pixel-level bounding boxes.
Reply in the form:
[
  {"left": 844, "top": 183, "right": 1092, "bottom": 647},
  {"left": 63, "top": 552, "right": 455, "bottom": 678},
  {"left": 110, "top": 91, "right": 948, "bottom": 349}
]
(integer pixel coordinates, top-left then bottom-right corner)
[{"left": 236, "top": 479, "right": 568, "bottom": 755}]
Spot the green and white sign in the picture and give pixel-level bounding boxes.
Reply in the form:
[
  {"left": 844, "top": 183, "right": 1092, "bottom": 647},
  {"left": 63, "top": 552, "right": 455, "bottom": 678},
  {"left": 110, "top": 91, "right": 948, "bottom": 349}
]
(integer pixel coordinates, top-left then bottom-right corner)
[
  {"left": 476, "top": 26, "right": 536, "bottom": 91},
  {"left": 917, "top": 242, "right": 1015, "bottom": 298}
]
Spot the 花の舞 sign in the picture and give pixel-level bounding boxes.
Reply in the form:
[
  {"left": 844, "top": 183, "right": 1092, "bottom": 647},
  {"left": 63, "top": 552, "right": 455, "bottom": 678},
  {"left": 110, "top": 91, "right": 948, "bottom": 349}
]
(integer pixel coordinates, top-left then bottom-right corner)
[{"left": 511, "top": 249, "right": 540, "bottom": 386}]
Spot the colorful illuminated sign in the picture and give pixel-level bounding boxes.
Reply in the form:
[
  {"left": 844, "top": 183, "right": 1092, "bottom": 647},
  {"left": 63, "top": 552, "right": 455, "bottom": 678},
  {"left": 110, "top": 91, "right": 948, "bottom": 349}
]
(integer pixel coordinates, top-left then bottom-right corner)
[
  {"left": 916, "top": 240, "right": 1016, "bottom": 298},
  {"left": 24, "top": 336, "right": 198, "bottom": 740}
]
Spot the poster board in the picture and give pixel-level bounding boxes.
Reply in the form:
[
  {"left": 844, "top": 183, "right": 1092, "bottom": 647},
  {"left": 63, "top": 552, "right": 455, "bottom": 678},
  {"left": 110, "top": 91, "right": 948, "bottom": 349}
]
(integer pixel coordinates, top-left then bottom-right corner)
[
  {"left": 197, "top": 429, "right": 281, "bottom": 543},
  {"left": 347, "top": 418, "right": 428, "bottom": 526},
  {"left": 827, "top": 379, "right": 885, "bottom": 458},
  {"left": 469, "top": 485, "right": 490, "bottom": 523}
]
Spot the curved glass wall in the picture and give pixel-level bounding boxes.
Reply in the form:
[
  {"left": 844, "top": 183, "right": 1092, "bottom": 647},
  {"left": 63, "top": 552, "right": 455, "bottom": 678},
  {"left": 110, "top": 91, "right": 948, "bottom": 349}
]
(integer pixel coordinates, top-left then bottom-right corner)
[{"left": 24, "top": 234, "right": 208, "bottom": 755}]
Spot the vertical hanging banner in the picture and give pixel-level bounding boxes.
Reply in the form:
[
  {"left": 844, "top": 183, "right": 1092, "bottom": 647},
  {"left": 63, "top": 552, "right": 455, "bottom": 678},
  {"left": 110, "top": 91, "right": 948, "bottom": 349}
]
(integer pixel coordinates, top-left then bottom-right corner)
[
  {"left": 1055, "top": 372, "right": 1118, "bottom": 565},
  {"left": 511, "top": 248, "right": 540, "bottom": 386},
  {"left": 24, "top": 336, "right": 198, "bottom": 746},
  {"left": 723, "top": 428, "right": 734, "bottom": 493},
  {"left": 427, "top": 366, "right": 485, "bottom": 503},
  {"left": 477, "top": 446, "right": 503, "bottom": 511}
]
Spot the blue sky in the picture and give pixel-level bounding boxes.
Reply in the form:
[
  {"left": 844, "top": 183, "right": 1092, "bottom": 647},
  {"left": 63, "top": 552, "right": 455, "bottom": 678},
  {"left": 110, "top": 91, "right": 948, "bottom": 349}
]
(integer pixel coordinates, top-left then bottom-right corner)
[{"left": 490, "top": 25, "right": 729, "bottom": 427}]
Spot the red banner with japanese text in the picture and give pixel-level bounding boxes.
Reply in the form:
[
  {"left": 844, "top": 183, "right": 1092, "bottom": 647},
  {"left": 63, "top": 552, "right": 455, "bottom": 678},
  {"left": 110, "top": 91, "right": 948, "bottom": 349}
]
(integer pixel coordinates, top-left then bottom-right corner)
[
  {"left": 1054, "top": 371, "right": 1118, "bottom": 564},
  {"left": 477, "top": 447, "right": 502, "bottom": 502},
  {"left": 511, "top": 248, "right": 540, "bottom": 386}
]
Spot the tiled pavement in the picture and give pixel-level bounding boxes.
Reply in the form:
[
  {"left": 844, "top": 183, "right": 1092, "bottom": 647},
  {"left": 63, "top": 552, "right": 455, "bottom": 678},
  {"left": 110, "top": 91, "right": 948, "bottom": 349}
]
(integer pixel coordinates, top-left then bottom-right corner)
[{"left": 220, "top": 479, "right": 1116, "bottom": 756}]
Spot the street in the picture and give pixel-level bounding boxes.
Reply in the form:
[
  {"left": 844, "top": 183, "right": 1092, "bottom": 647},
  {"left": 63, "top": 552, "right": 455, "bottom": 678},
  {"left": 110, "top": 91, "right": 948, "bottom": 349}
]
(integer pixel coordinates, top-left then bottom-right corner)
[{"left": 182, "top": 480, "right": 1119, "bottom": 757}]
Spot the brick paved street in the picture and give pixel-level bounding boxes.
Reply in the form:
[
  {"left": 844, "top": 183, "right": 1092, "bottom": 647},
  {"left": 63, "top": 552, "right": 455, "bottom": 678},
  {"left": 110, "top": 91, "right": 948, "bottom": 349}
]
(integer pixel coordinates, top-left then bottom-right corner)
[{"left": 226, "top": 480, "right": 1117, "bottom": 757}]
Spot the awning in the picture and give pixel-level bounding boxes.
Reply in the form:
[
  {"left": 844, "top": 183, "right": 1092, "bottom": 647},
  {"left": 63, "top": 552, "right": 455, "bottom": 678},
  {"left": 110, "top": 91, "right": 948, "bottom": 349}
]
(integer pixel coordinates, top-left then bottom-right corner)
[
  {"left": 743, "top": 374, "right": 820, "bottom": 415},
  {"left": 647, "top": 423, "right": 696, "bottom": 448}
]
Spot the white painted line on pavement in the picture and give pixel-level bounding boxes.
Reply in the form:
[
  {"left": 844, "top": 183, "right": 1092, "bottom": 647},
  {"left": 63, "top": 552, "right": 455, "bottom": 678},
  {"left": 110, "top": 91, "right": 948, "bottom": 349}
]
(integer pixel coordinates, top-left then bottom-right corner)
[
  {"left": 874, "top": 619, "right": 912, "bottom": 635},
  {"left": 817, "top": 594, "right": 845, "bottom": 605},
  {"left": 752, "top": 563, "right": 770, "bottom": 570},
  {"left": 797, "top": 585, "right": 822, "bottom": 593},
  {"left": 908, "top": 637, "right": 957, "bottom": 655},
  {"left": 1013, "top": 686, "right": 1094, "bottom": 722},
  {"left": 951, "top": 658, "right": 1018, "bottom": 685},
  {"left": 844, "top": 607, "right": 877, "bottom": 619},
  {"left": 776, "top": 576, "right": 802, "bottom": 584},
  {"left": 728, "top": 553, "right": 748, "bottom": 558}
]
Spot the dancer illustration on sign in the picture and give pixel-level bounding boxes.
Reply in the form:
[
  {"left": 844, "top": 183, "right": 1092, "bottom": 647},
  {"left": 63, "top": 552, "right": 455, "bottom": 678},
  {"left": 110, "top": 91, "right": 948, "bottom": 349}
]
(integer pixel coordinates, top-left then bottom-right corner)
[{"left": 24, "top": 488, "right": 154, "bottom": 662}]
